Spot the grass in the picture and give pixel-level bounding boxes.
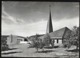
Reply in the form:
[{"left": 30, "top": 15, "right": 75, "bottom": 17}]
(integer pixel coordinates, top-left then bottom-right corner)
[
  {"left": 2, "top": 51, "right": 22, "bottom": 55},
  {"left": 35, "top": 50, "right": 54, "bottom": 53},
  {"left": 66, "top": 49, "right": 79, "bottom": 52},
  {"left": 1, "top": 44, "right": 79, "bottom": 57}
]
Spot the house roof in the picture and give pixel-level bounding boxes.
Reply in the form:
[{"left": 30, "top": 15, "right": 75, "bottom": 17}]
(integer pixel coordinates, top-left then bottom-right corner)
[
  {"left": 17, "top": 36, "right": 26, "bottom": 38},
  {"left": 1, "top": 35, "right": 9, "bottom": 37},
  {"left": 28, "top": 34, "right": 44, "bottom": 40},
  {"left": 1, "top": 35, "right": 26, "bottom": 39}
]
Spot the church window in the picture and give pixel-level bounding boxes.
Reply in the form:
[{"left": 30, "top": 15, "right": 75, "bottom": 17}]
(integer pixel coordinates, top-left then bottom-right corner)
[{"left": 57, "top": 39, "right": 58, "bottom": 43}]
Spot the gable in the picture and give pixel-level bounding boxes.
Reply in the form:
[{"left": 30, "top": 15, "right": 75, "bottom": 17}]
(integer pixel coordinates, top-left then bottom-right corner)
[
  {"left": 49, "top": 27, "right": 72, "bottom": 39},
  {"left": 49, "top": 27, "right": 67, "bottom": 38},
  {"left": 37, "top": 27, "right": 72, "bottom": 40}
]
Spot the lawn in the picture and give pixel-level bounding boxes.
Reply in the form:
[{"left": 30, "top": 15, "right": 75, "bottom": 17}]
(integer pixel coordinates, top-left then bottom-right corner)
[{"left": 1, "top": 43, "right": 79, "bottom": 58}]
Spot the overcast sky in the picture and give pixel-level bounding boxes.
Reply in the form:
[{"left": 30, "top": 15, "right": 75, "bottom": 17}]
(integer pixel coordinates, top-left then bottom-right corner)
[{"left": 2, "top": 1, "right": 79, "bottom": 37}]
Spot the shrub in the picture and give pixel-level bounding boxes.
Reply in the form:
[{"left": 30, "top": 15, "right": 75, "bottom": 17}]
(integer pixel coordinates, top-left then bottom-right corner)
[
  {"left": 33, "top": 33, "right": 51, "bottom": 52},
  {"left": 63, "top": 26, "right": 79, "bottom": 49},
  {"left": 1, "top": 36, "right": 9, "bottom": 51},
  {"left": 1, "top": 44, "right": 9, "bottom": 51}
]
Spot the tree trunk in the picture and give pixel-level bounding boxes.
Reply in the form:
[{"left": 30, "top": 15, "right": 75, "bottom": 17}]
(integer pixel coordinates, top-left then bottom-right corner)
[
  {"left": 36, "top": 47, "right": 38, "bottom": 52},
  {"left": 51, "top": 40, "right": 54, "bottom": 48},
  {"left": 76, "top": 45, "right": 78, "bottom": 50},
  {"left": 42, "top": 47, "right": 44, "bottom": 51}
]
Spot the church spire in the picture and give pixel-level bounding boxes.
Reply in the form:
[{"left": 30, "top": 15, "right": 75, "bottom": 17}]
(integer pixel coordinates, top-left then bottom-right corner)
[{"left": 46, "top": 5, "right": 53, "bottom": 33}]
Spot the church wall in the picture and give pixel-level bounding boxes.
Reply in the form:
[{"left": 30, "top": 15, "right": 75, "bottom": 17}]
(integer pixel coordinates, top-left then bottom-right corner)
[{"left": 54, "top": 39, "right": 62, "bottom": 46}]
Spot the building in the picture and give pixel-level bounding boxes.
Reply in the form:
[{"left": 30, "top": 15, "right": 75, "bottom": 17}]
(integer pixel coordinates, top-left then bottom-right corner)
[
  {"left": 49, "top": 27, "right": 72, "bottom": 46},
  {"left": 39, "top": 5, "right": 72, "bottom": 47},
  {"left": 1, "top": 35, "right": 27, "bottom": 46},
  {"left": 46, "top": 5, "right": 53, "bottom": 33}
]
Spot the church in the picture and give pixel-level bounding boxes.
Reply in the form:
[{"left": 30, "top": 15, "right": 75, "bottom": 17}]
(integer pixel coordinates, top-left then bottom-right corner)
[{"left": 39, "top": 5, "right": 72, "bottom": 46}]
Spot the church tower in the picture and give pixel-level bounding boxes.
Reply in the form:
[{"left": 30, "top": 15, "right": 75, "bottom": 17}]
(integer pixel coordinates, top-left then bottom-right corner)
[{"left": 46, "top": 5, "right": 53, "bottom": 33}]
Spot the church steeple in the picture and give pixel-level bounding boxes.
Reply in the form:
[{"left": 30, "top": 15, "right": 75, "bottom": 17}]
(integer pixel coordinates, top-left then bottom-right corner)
[{"left": 46, "top": 5, "right": 53, "bottom": 33}]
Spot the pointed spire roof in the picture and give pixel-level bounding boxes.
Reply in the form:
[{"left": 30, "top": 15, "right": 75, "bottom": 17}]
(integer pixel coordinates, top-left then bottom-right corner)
[{"left": 46, "top": 5, "right": 53, "bottom": 33}]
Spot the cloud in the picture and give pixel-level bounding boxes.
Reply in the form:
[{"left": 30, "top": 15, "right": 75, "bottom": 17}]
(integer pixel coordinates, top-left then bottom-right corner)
[
  {"left": 2, "top": 3, "right": 26, "bottom": 24},
  {"left": 2, "top": 2, "right": 79, "bottom": 24},
  {"left": 2, "top": 4, "right": 17, "bottom": 24},
  {"left": 52, "top": 17, "right": 79, "bottom": 30},
  {"left": 51, "top": 2, "right": 79, "bottom": 20},
  {"left": 1, "top": 2, "right": 79, "bottom": 37},
  {"left": 2, "top": 16, "right": 79, "bottom": 37}
]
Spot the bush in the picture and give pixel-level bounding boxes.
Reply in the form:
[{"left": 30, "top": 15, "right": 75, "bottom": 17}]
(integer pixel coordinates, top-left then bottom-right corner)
[
  {"left": 33, "top": 33, "right": 52, "bottom": 52},
  {"left": 1, "top": 44, "right": 9, "bottom": 51},
  {"left": 1, "top": 37, "right": 9, "bottom": 51},
  {"left": 63, "top": 26, "right": 79, "bottom": 49}
]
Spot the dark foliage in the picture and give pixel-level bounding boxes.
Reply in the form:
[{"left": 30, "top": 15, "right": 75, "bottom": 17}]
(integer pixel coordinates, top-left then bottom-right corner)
[
  {"left": 1, "top": 36, "right": 9, "bottom": 51},
  {"left": 29, "top": 33, "right": 51, "bottom": 52},
  {"left": 63, "top": 26, "right": 79, "bottom": 49},
  {"left": 66, "top": 49, "right": 79, "bottom": 52}
]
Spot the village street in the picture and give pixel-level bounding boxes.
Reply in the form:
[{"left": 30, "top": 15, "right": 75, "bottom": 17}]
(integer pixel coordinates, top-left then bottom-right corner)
[{"left": 1, "top": 43, "right": 79, "bottom": 58}]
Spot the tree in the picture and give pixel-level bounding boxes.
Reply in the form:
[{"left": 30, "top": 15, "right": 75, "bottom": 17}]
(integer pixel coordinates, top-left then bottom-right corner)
[
  {"left": 69, "top": 26, "right": 79, "bottom": 49},
  {"left": 43, "top": 33, "right": 51, "bottom": 47},
  {"left": 34, "top": 34, "right": 40, "bottom": 52},
  {"left": 63, "top": 29, "right": 71, "bottom": 48},
  {"left": 1, "top": 36, "right": 9, "bottom": 51},
  {"left": 40, "top": 33, "right": 51, "bottom": 51},
  {"left": 31, "top": 34, "right": 42, "bottom": 52},
  {"left": 63, "top": 26, "right": 79, "bottom": 49},
  {"left": 33, "top": 33, "right": 51, "bottom": 52}
]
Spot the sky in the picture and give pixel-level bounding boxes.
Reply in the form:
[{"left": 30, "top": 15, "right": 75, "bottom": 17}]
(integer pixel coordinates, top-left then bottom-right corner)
[{"left": 2, "top": 1, "right": 79, "bottom": 37}]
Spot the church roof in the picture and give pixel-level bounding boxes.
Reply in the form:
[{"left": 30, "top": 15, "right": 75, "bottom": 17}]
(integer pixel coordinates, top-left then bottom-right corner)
[
  {"left": 49, "top": 27, "right": 67, "bottom": 38},
  {"left": 39, "top": 27, "right": 72, "bottom": 39}
]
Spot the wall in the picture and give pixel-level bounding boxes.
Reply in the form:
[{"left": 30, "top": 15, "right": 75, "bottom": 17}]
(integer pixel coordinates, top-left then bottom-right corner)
[
  {"left": 54, "top": 39, "right": 63, "bottom": 46},
  {"left": 7, "top": 35, "right": 24, "bottom": 45}
]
